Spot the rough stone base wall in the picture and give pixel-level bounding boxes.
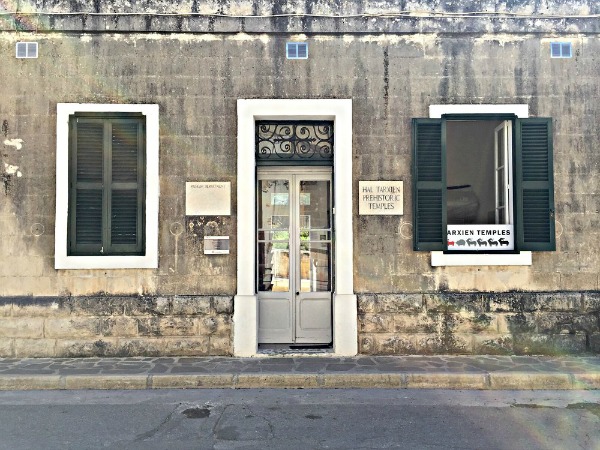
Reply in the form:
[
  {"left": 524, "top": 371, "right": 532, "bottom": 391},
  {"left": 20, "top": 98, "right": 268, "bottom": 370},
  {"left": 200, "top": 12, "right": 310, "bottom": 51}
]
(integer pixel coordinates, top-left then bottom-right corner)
[
  {"left": 0, "top": 296, "right": 233, "bottom": 357},
  {"left": 358, "top": 292, "right": 600, "bottom": 355}
]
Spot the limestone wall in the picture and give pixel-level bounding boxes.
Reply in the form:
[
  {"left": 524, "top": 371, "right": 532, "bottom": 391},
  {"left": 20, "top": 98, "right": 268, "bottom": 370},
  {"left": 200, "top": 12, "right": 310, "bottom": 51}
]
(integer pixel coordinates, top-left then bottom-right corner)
[
  {"left": 0, "top": 296, "right": 232, "bottom": 357},
  {"left": 358, "top": 293, "right": 600, "bottom": 355}
]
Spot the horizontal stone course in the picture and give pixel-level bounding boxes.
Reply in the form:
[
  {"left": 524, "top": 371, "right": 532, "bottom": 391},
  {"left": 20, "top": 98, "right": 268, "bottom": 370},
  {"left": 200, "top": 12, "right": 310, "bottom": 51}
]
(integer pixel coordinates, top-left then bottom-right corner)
[
  {"left": 0, "top": 295, "right": 233, "bottom": 357},
  {"left": 44, "top": 317, "right": 102, "bottom": 339},
  {"left": 0, "top": 318, "right": 44, "bottom": 338},
  {"left": 359, "top": 292, "right": 600, "bottom": 356}
]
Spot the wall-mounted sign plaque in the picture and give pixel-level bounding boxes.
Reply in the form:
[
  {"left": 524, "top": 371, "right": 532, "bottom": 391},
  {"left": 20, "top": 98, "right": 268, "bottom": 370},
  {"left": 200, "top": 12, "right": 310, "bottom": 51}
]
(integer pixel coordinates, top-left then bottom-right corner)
[
  {"left": 447, "top": 225, "right": 514, "bottom": 250},
  {"left": 359, "top": 181, "right": 403, "bottom": 215},
  {"left": 186, "top": 182, "right": 231, "bottom": 216},
  {"left": 204, "top": 236, "right": 230, "bottom": 255}
]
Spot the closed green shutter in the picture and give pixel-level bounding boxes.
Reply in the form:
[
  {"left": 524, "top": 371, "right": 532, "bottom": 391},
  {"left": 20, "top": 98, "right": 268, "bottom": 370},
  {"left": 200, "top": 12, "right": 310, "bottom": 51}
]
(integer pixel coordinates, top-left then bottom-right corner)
[
  {"left": 109, "top": 120, "right": 145, "bottom": 253},
  {"left": 515, "top": 117, "right": 555, "bottom": 251},
  {"left": 68, "top": 115, "right": 145, "bottom": 256},
  {"left": 412, "top": 118, "right": 445, "bottom": 251}
]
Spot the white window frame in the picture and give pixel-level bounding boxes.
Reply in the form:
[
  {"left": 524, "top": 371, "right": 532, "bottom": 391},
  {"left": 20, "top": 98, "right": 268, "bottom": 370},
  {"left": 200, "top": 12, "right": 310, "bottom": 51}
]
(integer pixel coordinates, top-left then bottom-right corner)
[
  {"left": 55, "top": 103, "right": 159, "bottom": 269},
  {"left": 16, "top": 42, "right": 38, "bottom": 58},
  {"left": 429, "top": 104, "right": 532, "bottom": 267}
]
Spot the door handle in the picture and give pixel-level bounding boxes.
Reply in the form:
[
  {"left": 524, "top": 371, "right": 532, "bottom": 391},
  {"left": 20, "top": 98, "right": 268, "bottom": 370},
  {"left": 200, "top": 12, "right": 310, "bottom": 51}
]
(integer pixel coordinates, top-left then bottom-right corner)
[{"left": 296, "top": 292, "right": 300, "bottom": 296}]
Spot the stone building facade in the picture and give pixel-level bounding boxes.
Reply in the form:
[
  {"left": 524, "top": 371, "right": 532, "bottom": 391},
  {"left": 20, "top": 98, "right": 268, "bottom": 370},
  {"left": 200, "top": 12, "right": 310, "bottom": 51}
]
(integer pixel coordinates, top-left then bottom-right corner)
[{"left": 0, "top": 0, "right": 599, "bottom": 358}]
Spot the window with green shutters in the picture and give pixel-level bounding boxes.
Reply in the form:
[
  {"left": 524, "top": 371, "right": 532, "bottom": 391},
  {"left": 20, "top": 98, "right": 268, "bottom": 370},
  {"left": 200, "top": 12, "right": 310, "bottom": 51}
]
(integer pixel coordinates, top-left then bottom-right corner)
[
  {"left": 68, "top": 114, "right": 146, "bottom": 256},
  {"left": 412, "top": 115, "right": 555, "bottom": 252}
]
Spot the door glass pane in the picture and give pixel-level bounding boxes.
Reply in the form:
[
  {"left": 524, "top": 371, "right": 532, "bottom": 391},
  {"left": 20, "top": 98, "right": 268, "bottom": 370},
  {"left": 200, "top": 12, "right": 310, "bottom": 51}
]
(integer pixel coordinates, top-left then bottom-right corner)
[
  {"left": 300, "top": 242, "right": 331, "bottom": 292},
  {"left": 258, "top": 179, "right": 290, "bottom": 292},
  {"left": 299, "top": 180, "right": 330, "bottom": 229},
  {"left": 258, "top": 180, "right": 289, "bottom": 229},
  {"left": 258, "top": 242, "right": 290, "bottom": 292}
]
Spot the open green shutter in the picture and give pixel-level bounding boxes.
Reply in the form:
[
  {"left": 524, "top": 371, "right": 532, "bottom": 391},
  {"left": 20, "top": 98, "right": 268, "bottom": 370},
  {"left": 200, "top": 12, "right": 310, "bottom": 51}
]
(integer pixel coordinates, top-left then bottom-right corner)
[
  {"left": 412, "top": 118, "right": 445, "bottom": 251},
  {"left": 515, "top": 117, "right": 555, "bottom": 251}
]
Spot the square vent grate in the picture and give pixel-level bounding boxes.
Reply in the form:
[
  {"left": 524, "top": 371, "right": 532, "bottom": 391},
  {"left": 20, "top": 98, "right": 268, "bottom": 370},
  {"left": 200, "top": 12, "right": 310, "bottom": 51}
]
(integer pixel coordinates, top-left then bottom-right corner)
[
  {"left": 16, "top": 42, "right": 38, "bottom": 58},
  {"left": 286, "top": 42, "right": 308, "bottom": 59}
]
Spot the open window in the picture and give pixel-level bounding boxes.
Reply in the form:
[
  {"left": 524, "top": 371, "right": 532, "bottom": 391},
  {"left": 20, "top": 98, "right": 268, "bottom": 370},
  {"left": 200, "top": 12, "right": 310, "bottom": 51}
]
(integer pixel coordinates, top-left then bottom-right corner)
[{"left": 412, "top": 111, "right": 555, "bottom": 256}]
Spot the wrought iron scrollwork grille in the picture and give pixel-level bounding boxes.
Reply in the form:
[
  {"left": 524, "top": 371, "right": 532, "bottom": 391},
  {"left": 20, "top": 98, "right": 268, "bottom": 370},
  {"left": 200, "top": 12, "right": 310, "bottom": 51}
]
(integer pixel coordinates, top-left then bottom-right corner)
[{"left": 255, "top": 121, "right": 334, "bottom": 165}]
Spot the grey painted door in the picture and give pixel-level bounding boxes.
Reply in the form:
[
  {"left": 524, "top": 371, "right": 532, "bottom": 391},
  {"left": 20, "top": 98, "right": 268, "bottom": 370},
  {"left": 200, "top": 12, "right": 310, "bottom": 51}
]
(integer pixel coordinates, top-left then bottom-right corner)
[{"left": 257, "top": 168, "right": 333, "bottom": 344}]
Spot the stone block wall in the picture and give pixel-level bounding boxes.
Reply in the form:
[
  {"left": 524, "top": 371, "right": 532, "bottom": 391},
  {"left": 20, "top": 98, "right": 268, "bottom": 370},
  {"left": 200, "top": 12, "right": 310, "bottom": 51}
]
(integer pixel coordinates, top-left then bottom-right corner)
[
  {"left": 0, "top": 296, "right": 233, "bottom": 357},
  {"left": 358, "top": 292, "right": 600, "bottom": 355},
  {"left": 0, "top": 1, "right": 599, "bottom": 357}
]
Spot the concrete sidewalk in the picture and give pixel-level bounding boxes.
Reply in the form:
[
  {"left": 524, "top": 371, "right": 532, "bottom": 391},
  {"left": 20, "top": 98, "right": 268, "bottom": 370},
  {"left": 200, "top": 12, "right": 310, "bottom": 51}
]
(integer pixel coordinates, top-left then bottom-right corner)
[{"left": 0, "top": 355, "right": 599, "bottom": 391}]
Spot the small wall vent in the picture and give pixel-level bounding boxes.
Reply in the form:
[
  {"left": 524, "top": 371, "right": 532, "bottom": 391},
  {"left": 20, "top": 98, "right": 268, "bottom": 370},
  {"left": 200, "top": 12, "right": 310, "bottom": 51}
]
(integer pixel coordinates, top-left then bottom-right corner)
[
  {"left": 550, "top": 42, "right": 571, "bottom": 58},
  {"left": 16, "top": 42, "right": 38, "bottom": 58},
  {"left": 286, "top": 42, "right": 308, "bottom": 60}
]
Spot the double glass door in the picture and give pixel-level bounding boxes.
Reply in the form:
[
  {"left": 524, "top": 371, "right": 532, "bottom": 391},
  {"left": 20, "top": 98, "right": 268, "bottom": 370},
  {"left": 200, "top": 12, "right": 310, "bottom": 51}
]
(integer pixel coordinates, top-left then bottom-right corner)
[{"left": 257, "top": 168, "right": 333, "bottom": 344}]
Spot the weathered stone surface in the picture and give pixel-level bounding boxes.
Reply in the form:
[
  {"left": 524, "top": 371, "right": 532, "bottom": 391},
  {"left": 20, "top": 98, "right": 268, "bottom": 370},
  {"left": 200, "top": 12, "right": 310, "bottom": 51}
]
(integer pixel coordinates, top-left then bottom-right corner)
[
  {"left": 171, "top": 296, "right": 211, "bottom": 315},
  {"left": 414, "top": 333, "right": 473, "bottom": 355},
  {"left": 99, "top": 317, "right": 139, "bottom": 337},
  {"left": 363, "top": 333, "right": 417, "bottom": 355},
  {"left": 199, "top": 315, "right": 231, "bottom": 337},
  {"left": 535, "top": 293, "right": 584, "bottom": 312},
  {"left": 44, "top": 317, "right": 102, "bottom": 339},
  {"left": 208, "top": 336, "right": 232, "bottom": 355},
  {"left": 358, "top": 314, "right": 394, "bottom": 333},
  {"left": 533, "top": 312, "right": 600, "bottom": 334},
  {"left": 424, "top": 293, "right": 486, "bottom": 314},
  {"left": 358, "top": 292, "right": 600, "bottom": 355},
  {"left": 359, "top": 294, "right": 423, "bottom": 314},
  {"left": 13, "top": 338, "right": 56, "bottom": 357},
  {"left": 163, "top": 338, "right": 210, "bottom": 356},
  {"left": 392, "top": 313, "right": 436, "bottom": 334},
  {"left": 213, "top": 296, "right": 234, "bottom": 314},
  {"left": 512, "top": 333, "right": 588, "bottom": 355},
  {"left": 472, "top": 334, "right": 514, "bottom": 355},
  {"left": 588, "top": 333, "right": 600, "bottom": 353},
  {"left": 0, "top": 318, "right": 44, "bottom": 338},
  {"left": 583, "top": 292, "right": 600, "bottom": 312},
  {"left": 10, "top": 297, "right": 70, "bottom": 317},
  {"left": 0, "top": 301, "right": 11, "bottom": 317},
  {"left": 136, "top": 317, "right": 197, "bottom": 336},
  {"left": 0, "top": 338, "right": 13, "bottom": 357},
  {"left": 55, "top": 339, "right": 117, "bottom": 357},
  {"left": 0, "top": 294, "right": 233, "bottom": 356},
  {"left": 358, "top": 335, "right": 375, "bottom": 354}
]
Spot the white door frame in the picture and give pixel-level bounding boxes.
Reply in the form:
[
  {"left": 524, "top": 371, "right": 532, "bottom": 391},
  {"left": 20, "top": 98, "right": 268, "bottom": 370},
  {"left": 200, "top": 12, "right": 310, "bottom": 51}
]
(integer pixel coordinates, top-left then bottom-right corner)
[{"left": 234, "top": 99, "right": 357, "bottom": 356}]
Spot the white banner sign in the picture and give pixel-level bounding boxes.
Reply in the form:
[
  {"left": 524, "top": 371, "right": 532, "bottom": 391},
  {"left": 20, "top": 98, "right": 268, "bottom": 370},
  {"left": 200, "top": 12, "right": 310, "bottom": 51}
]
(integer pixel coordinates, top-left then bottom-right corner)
[{"left": 447, "top": 225, "right": 514, "bottom": 250}]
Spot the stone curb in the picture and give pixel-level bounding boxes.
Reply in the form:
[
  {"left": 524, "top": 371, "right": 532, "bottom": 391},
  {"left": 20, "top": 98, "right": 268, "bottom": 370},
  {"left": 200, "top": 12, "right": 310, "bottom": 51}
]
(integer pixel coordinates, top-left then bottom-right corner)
[{"left": 0, "top": 372, "right": 599, "bottom": 390}]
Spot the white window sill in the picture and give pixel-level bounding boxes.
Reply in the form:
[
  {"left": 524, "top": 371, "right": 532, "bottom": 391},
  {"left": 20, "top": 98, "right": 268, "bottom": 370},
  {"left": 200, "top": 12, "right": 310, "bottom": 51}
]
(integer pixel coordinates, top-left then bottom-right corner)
[
  {"left": 431, "top": 251, "right": 532, "bottom": 266},
  {"left": 55, "top": 255, "right": 157, "bottom": 270}
]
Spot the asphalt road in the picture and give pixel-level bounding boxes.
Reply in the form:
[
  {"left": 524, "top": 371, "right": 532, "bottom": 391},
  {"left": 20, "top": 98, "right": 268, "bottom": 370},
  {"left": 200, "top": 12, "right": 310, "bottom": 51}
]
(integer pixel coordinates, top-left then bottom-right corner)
[{"left": 0, "top": 389, "right": 599, "bottom": 449}]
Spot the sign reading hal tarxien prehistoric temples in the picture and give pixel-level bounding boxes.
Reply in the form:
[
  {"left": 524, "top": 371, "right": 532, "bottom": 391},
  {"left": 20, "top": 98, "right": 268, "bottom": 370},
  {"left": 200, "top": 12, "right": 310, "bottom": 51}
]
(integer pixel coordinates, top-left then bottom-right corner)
[
  {"left": 359, "top": 181, "right": 404, "bottom": 215},
  {"left": 186, "top": 182, "right": 231, "bottom": 216}
]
